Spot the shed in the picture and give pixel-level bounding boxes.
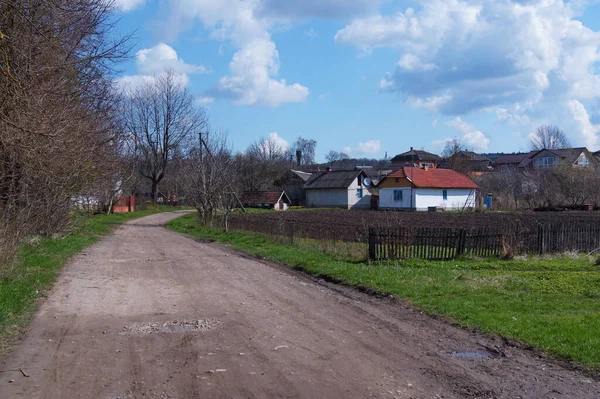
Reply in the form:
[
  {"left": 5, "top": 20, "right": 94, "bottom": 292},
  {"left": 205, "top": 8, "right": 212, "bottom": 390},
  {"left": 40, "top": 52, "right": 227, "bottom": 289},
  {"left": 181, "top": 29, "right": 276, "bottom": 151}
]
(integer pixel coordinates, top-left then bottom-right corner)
[
  {"left": 303, "top": 169, "right": 374, "bottom": 209},
  {"left": 240, "top": 191, "right": 291, "bottom": 211}
]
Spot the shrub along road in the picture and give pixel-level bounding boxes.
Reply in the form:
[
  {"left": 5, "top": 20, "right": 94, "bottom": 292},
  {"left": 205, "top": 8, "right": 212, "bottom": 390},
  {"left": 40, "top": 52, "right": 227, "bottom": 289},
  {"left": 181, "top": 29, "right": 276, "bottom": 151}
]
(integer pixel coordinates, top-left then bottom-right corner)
[{"left": 0, "top": 212, "right": 598, "bottom": 398}]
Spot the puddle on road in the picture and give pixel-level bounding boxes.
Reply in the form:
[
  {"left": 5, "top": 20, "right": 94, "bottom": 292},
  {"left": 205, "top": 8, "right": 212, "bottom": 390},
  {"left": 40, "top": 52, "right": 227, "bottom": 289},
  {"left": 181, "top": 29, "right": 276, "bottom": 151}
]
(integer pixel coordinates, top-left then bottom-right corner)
[
  {"left": 121, "top": 319, "right": 221, "bottom": 335},
  {"left": 447, "top": 350, "right": 500, "bottom": 360}
]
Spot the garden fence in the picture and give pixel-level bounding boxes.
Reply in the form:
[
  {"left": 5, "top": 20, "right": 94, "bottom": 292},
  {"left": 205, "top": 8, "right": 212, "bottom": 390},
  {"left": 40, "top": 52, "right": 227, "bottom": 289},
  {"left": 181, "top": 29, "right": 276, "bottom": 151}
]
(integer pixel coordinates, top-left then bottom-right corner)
[
  {"left": 368, "top": 222, "right": 600, "bottom": 260},
  {"left": 222, "top": 216, "right": 600, "bottom": 261}
]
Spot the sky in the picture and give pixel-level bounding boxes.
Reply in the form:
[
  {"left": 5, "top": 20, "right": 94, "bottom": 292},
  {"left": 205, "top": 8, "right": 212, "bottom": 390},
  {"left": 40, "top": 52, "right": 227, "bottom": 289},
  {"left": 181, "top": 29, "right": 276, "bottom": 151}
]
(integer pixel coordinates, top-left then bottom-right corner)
[{"left": 112, "top": 0, "right": 600, "bottom": 162}]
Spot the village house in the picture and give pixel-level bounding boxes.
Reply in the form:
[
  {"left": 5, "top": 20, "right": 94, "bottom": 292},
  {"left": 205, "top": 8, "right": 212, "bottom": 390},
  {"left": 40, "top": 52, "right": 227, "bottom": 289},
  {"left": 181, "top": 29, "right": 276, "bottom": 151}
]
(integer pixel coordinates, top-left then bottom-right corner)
[
  {"left": 303, "top": 169, "right": 374, "bottom": 209},
  {"left": 438, "top": 151, "right": 493, "bottom": 176},
  {"left": 240, "top": 191, "right": 291, "bottom": 211},
  {"left": 391, "top": 147, "right": 442, "bottom": 168},
  {"left": 377, "top": 167, "right": 478, "bottom": 211},
  {"left": 493, "top": 147, "right": 596, "bottom": 170}
]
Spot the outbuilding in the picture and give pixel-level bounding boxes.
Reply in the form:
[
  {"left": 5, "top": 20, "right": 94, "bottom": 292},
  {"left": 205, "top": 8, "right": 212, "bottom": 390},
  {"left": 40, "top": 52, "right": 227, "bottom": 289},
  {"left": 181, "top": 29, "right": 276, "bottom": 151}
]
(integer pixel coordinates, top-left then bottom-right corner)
[
  {"left": 377, "top": 167, "right": 478, "bottom": 211},
  {"left": 303, "top": 169, "right": 374, "bottom": 209},
  {"left": 240, "top": 191, "right": 291, "bottom": 211}
]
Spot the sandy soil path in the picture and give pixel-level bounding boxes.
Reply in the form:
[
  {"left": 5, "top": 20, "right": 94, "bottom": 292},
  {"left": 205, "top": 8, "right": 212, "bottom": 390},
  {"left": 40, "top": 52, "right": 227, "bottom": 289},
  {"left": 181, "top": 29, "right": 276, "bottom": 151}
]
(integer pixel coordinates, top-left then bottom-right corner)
[{"left": 1, "top": 212, "right": 598, "bottom": 398}]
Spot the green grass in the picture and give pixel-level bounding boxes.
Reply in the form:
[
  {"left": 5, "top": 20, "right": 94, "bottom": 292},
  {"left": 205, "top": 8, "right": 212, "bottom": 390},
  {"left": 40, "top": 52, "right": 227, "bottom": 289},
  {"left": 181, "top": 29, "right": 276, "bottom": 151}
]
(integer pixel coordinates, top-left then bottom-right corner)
[
  {"left": 167, "top": 212, "right": 600, "bottom": 371},
  {"left": 0, "top": 207, "right": 185, "bottom": 355}
]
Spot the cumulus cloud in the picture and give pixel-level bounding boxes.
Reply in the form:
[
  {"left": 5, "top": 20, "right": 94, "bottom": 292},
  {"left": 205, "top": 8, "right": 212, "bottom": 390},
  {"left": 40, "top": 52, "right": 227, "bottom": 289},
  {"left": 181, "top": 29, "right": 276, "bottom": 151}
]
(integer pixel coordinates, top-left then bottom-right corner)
[
  {"left": 266, "top": 132, "right": 290, "bottom": 151},
  {"left": 344, "top": 140, "right": 382, "bottom": 155},
  {"left": 336, "top": 0, "right": 600, "bottom": 146},
  {"left": 117, "top": 43, "right": 209, "bottom": 91},
  {"left": 113, "top": 0, "right": 147, "bottom": 12},
  {"left": 438, "top": 117, "right": 490, "bottom": 151},
  {"left": 136, "top": 43, "right": 210, "bottom": 75},
  {"left": 568, "top": 100, "right": 600, "bottom": 149},
  {"left": 165, "top": 0, "right": 309, "bottom": 107}
]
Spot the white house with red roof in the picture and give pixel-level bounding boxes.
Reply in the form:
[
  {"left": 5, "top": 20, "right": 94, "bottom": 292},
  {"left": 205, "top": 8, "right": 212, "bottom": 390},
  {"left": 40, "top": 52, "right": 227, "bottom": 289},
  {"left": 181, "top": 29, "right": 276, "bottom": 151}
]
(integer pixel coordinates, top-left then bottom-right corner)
[{"left": 377, "top": 167, "right": 478, "bottom": 211}]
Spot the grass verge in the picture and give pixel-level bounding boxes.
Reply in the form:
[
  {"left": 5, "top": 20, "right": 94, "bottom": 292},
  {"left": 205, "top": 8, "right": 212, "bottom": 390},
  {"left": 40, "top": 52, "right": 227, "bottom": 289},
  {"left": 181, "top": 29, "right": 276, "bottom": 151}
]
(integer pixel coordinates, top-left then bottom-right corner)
[
  {"left": 167, "top": 212, "right": 600, "bottom": 372},
  {"left": 0, "top": 206, "right": 186, "bottom": 355}
]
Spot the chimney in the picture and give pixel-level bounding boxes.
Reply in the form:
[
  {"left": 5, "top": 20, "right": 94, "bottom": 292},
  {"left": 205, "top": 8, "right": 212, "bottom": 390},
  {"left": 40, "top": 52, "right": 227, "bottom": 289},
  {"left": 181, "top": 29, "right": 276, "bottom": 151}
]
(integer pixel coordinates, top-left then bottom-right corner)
[
  {"left": 410, "top": 146, "right": 414, "bottom": 151},
  {"left": 296, "top": 150, "right": 302, "bottom": 166}
]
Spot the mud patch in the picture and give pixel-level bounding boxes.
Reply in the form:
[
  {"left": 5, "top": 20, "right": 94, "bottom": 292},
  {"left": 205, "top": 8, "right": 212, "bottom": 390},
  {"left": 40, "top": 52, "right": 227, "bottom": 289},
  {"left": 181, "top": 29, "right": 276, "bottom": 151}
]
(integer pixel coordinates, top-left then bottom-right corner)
[
  {"left": 121, "top": 319, "right": 221, "bottom": 335},
  {"left": 447, "top": 350, "right": 500, "bottom": 360}
]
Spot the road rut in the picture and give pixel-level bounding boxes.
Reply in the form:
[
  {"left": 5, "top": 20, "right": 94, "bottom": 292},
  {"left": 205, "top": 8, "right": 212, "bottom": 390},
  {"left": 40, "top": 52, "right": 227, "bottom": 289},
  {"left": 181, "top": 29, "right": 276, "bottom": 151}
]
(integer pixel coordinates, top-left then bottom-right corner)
[{"left": 1, "top": 212, "right": 598, "bottom": 398}]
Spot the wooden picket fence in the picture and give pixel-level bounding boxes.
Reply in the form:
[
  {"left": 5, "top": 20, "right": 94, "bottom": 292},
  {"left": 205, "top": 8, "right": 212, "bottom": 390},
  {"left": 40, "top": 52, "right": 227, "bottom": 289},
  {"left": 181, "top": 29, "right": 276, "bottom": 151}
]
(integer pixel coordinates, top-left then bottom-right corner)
[{"left": 368, "top": 222, "right": 600, "bottom": 261}]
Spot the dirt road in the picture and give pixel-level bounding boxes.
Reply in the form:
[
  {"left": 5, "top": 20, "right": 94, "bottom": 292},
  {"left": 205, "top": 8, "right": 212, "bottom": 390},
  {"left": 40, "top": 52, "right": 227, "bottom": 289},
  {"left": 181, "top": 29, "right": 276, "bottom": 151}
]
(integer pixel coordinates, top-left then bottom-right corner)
[{"left": 1, "top": 212, "right": 598, "bottom": 398}]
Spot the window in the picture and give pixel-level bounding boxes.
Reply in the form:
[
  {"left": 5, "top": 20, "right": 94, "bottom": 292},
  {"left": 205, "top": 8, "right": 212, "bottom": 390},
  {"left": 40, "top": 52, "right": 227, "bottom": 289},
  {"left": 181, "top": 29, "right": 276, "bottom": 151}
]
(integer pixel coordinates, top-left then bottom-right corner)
[
  {"left": 534, "top": 155, "right": 557, "bottom": 168},
  {"left": 393, "top": 190, "right": 403, "bottom": 202},
  {"left": 443, "top": 190, "right": 448, "bottom": 200},
  {"left": 577, "top": 154, "right": 590, "bottom": 167},
  {"left": 356, "top": 188, "right": 363, "bottom": 198}
]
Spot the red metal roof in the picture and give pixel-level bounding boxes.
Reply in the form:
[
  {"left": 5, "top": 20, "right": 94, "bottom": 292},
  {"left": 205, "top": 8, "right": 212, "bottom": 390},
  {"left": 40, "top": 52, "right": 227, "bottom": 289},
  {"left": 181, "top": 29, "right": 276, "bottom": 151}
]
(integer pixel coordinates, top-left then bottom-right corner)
[
  {"left": 240, "top": 191, "right": 289, "bottom": 205},
  {"left": 384, "top": 167, "right": 478, "bottom": 189}
]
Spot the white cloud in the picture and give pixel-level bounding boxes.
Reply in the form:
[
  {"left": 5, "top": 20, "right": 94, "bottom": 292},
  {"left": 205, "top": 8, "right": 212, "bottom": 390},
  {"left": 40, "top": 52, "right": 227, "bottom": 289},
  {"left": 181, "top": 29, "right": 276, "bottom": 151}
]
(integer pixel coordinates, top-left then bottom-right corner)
[
  {"left": 444, "top": 117, "right": 490, "bottom": 151},
  {"left": 344, "top": 140, "right": 382, "bottom": 155},
  {"left": 319, "top": 93, "right": 330, "bottom": 101},
  {"left": 113, "top": 0, "right": 147, "bottom": 12},
  {"left": 136, "top": 43, "right": 210, "bottom": 75},
  {"left": 432, "top": 119, "right": 438, "bottom": 128},
  {"left": 197, "top": 96, "right": 216, "bottom": 105},
  {"left": 267, "top": 132, "right": 290, "bottom": 151},
  {"left": 117, "top": 43, "right": 208, "bottom": 91},
  {"left": 304, "top": 27, "right": 318, "bottom": 38},
  {"left": 165, "top": 0, "right": 309, "bottom": 107},
  {"left": 335, "top": 0, "right": 600, "bottom": 146},
  {"left": 398, "top": 53, "right": 437, "bottom": 72},
  {"left": 568, "top": 100, "right": 599, "bottom": 149}
]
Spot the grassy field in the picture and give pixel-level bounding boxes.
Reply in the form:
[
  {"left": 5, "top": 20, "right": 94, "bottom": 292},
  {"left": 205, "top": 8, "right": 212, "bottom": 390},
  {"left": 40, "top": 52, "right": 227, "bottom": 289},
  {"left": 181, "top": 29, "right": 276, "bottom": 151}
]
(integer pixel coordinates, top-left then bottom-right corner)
[
  {"left": 167, "top": 212, "right": 600, "bottom": 371},
  {"left": 0, "top": 206, "right": 188, "bottom": 355}
]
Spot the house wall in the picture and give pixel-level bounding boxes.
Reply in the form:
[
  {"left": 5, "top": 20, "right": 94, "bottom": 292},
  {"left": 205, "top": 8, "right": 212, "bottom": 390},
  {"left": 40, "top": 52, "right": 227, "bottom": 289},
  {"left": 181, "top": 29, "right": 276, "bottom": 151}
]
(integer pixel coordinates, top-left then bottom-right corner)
[
  {"left": 414, "top": 188, "right": 476, "bottom": 210},
  {"left": 347, "top": 176, "right": 373, "bottom": 209},
  {"left": 379, "top": 188, "right": 413, "bottom": 209},
  {"left": 379, "top": 188, "right": 476, "bottom": 210},
  {"left": 305, "top": 176, "right": 374, "bottom": 209},
  {"left": 306, "top": 189, "right": 349, "bottom": 208},
  {"left": 531, "top": 150, "right": 560, "bottom": 169}
]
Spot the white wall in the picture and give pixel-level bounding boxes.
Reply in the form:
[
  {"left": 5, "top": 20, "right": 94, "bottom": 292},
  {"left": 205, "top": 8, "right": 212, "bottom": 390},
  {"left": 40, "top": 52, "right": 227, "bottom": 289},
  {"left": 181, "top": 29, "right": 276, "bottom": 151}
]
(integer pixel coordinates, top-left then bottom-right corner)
[
  {"left": 379, "top": 188, "right": 413, "bottom": 209},
  {"left": 306, "top": 189, "right": 349, "bottom": 207},
  {"left": 415, "top": 188, "right": 475, "bottom": 210},
  {"left": 379, "top": 188, "right": 475, "bottom": 210},
  {"left": 306, "top": 176, "right": 374, "bottom": 209},
  {"left": 347, "top": 176, "right": 373, "bottom": 209}
]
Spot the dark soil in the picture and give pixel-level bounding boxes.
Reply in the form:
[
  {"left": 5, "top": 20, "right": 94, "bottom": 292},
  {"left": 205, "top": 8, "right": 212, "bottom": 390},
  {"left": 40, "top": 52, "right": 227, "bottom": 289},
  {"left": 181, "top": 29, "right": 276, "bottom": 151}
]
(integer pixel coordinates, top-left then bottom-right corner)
[{"left": 228, "top": 209, "right": 600, "bottom": 242}]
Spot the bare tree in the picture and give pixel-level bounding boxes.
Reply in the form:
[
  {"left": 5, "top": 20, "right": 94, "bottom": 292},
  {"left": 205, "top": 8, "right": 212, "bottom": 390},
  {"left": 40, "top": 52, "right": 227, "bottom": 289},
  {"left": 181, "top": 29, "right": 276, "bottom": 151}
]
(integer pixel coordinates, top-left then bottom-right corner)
[
  {"left": 325, "top": 150, "right": 350, "bottom": 164},
  {"left": 0, "top": 0, "right": 130, "bottom": 266},
  {"left": 530, "top": 125, "right": 571, "bottom": 151},
  {"left": 122, "top": 71, "right": 207, "bottom": 202},
  {"left": 441, "top": 138, "right": 466, "bottom": 158},
  {"left": 181, "top": 130, "right": 236, "bottom": 227},
  {"left": 290, "top": 137, "right": 317, "bottom": 165}
]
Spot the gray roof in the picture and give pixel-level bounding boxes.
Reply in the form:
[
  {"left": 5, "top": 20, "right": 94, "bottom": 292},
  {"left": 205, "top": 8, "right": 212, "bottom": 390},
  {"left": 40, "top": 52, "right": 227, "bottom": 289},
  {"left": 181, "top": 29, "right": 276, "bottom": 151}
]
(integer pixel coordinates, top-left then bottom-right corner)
[
  {"left": 391, "top": 149, "right": 441, "bottom": 164},
  {"left": 303, "top": 170, "right": 364, "bottom": 189},
  {"left": 290, "top": 169, "right": 312, "bottom": 182}
]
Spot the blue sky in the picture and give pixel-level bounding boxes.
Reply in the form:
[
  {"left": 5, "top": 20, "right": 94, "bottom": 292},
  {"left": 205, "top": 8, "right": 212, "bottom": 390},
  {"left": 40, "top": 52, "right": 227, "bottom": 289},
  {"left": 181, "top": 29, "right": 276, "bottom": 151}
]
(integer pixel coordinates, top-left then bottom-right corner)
[{"left": 113, "top": 0, "right": 600, "bottom": 162}]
